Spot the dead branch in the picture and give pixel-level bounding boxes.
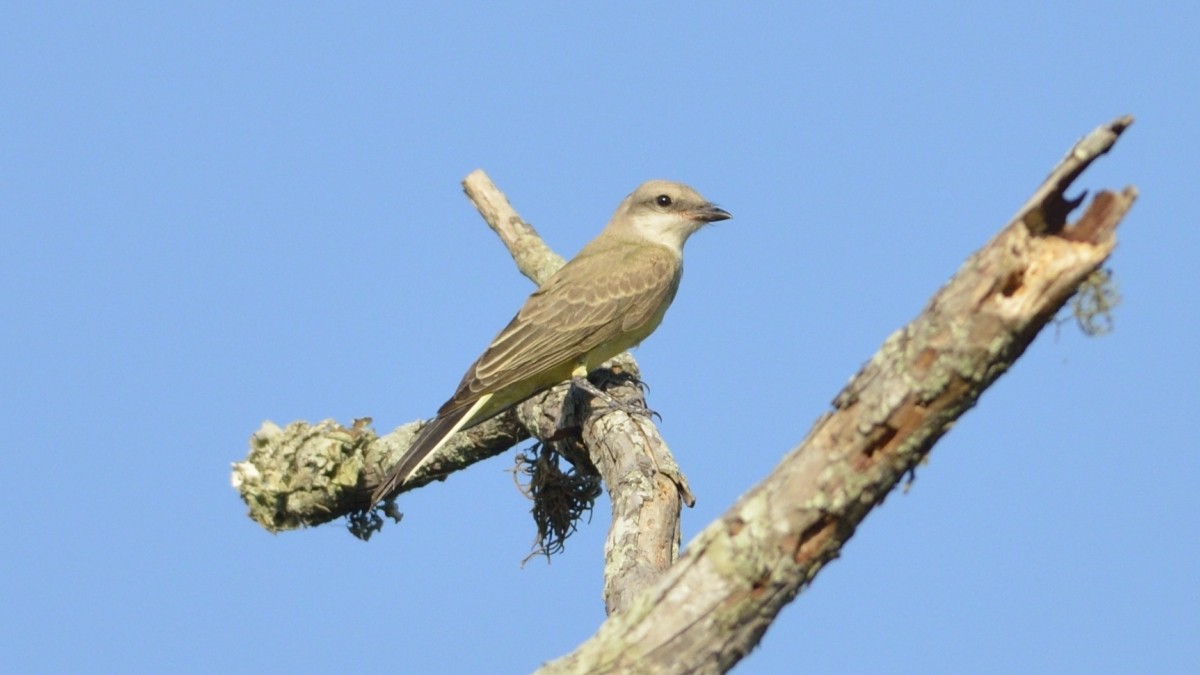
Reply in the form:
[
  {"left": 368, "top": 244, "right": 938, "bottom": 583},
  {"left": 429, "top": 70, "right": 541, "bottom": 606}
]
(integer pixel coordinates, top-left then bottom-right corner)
[{"left": 536, "top": 116, "right": 1136, "bottom": 674}]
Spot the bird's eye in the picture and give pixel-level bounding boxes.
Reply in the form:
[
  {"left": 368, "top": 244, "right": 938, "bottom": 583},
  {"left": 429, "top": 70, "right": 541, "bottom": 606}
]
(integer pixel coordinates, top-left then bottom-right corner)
[{"left": 655, "top": 194, "right": 673, "bottom": 207}]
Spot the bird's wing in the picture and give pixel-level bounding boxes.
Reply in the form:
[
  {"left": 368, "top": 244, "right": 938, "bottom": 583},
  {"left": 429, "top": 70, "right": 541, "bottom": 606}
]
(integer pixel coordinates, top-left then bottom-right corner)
[{"left": 438, "top": 243, "right": 681, "bottom": 415}]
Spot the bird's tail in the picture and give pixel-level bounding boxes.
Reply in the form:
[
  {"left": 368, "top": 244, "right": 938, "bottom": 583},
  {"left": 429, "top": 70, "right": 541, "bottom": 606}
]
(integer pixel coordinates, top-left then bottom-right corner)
[{"left": 369, "top": 395, "right": 491, "bottom": 507}]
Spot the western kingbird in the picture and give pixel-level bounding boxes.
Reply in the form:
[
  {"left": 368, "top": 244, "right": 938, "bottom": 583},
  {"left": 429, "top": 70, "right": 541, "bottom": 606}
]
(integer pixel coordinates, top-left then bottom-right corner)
[{"left": 370, "top": 180, "right": 730, "bottom": 507}]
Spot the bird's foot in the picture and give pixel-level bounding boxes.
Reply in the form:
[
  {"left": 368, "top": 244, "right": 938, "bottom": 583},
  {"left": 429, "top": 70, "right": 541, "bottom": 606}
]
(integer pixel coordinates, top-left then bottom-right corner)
[{"left": 570, "top": 376, "right": 658, "bottom": 419}]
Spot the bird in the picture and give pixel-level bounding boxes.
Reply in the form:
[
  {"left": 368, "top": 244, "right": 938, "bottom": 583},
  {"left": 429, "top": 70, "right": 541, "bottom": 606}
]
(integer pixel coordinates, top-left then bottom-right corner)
[{"left": 370, "top": 180, "right": 731, "bottom": 507}]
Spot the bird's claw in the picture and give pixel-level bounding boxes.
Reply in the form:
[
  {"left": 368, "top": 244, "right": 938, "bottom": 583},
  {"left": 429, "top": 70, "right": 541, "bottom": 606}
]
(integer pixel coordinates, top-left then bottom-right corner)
[{"left": 570, "top": 376, "right": 658, "bottom": 419}]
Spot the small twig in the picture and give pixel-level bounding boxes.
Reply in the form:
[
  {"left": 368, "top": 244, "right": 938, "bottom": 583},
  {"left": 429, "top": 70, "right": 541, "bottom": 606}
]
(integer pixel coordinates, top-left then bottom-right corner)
[{"left": 462, "top": 169, "right": 565, "bottom": 285}]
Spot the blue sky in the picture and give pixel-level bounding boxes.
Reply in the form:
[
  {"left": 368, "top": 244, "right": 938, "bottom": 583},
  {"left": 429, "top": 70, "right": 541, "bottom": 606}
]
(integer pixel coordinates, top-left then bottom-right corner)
[{"left": 3, "top": 2, "right": 1197, "bottom": 673}]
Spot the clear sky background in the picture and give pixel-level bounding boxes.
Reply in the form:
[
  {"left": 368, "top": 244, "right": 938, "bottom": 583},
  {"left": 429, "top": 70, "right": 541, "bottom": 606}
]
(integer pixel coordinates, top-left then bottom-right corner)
[{"left": 3, "top": 3, "right": 1197, "bottom": 673}]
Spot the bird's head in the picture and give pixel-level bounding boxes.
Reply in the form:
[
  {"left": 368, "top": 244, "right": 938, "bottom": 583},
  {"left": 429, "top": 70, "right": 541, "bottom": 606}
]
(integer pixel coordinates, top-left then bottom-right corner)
[{"left": 610, "top": 180, "right": 732, "bottom": 253}]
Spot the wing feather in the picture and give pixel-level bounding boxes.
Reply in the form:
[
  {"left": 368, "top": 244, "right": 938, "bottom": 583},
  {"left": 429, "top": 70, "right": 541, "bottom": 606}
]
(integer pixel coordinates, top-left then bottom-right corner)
[{"left": 438, "top": 242, "right": 680, "bottom": 415}]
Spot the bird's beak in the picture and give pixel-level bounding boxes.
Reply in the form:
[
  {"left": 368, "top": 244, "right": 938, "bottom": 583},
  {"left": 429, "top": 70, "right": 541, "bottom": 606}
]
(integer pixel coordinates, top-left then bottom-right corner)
[{"left": 692, "top": 203, "right": 732, "bottom": 223}]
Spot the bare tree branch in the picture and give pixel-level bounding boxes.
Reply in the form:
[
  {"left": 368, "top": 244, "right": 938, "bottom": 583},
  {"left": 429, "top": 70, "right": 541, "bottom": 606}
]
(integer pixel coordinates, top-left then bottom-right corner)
[
  {"left": 536, "top": 116, "right": 1136, "bottom": 674},
  {"left": 462, "top": 168, "right": 565, "bottom": 284}
]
